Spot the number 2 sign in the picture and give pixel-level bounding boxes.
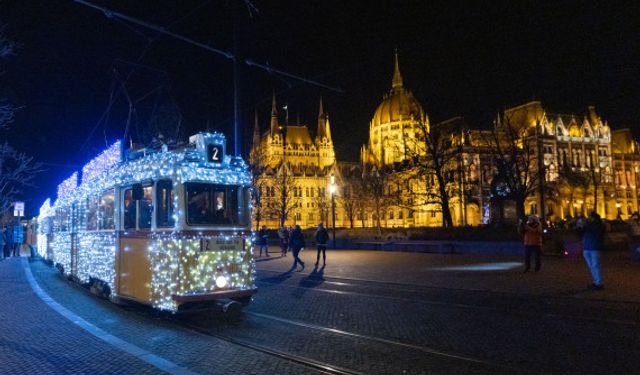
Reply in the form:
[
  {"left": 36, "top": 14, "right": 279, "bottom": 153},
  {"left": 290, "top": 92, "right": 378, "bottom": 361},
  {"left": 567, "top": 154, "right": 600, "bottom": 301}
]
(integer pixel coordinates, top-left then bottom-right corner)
[{"left": 207, "top": 144, "right": 223, "bottom": 164}]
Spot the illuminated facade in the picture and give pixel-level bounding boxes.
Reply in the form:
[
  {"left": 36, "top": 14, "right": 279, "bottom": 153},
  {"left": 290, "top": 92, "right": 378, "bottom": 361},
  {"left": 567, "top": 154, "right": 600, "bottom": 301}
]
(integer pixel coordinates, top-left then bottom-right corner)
[
  {"left": 250, "top": 53, "right": 640, "bottom": 228},
  {"left": 497, "top": 101, "right": 640, "bottom": 221},
  {"left": 250, "top": 95, "right": 339, "bottom": 229}
]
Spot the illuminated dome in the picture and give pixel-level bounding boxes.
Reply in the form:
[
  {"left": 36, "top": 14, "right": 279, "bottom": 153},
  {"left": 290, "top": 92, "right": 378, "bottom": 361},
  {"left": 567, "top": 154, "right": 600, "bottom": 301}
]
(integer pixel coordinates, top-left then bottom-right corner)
[
  {"left": 371, "top": 53, "right": 425, "bottom": 128},
  {"left": 362, "top": 52, "right": 428, "bottom": 166}
]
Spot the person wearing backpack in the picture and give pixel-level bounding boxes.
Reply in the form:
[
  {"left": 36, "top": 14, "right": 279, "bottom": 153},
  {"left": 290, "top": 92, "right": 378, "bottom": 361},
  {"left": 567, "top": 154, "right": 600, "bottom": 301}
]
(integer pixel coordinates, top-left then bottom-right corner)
[
  {"left": 289, "top": 225, "right": 305, "bottom": 271},
  {"left": 314, "top": 223, "right": 329, "bottom": 266}
]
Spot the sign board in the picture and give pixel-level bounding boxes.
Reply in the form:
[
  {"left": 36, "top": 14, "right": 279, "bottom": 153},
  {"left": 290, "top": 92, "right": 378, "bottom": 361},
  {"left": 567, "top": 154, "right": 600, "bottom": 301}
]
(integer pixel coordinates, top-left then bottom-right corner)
[
  {"left": 207, "top": 144, "right": 224, "bottom": 165},
  {"left": 201, "top": 237, "right": 243, "bottom": 252},
  {"left": 14, "top": 201, "right": 24, "bottom": 217}
]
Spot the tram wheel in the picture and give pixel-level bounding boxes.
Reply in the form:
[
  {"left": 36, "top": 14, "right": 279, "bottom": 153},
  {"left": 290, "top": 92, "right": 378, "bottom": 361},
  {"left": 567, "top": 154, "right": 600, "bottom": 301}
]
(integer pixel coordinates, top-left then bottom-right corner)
[{"left": 233, "top": 296, "right": 252, "bottom": 307}]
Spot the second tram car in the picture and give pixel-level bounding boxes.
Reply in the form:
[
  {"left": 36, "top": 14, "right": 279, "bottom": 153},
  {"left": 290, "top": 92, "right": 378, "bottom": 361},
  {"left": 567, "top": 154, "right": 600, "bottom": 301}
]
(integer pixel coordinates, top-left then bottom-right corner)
[{"left": 37, "top": 132, "right": 256, "bottom": 312}]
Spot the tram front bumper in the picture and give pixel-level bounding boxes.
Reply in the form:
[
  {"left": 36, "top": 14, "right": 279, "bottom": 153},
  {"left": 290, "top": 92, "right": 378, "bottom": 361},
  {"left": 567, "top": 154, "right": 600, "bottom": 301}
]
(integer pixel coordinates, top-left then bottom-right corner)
[{"left": 172, "top": 288, "right": 257, "bottom": 304}]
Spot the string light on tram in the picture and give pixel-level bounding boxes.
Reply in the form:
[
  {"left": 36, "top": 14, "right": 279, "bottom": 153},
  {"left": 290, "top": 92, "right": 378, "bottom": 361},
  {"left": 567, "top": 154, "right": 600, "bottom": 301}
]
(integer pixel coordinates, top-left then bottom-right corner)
[{"left": 37, "top": 132, "right": 256, "bottom": 312}]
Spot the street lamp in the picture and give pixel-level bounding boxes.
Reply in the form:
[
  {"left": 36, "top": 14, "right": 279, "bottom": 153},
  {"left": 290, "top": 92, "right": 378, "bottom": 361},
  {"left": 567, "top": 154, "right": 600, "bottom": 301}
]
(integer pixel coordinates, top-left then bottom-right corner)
[{"left": 329, "top": 174, "right": 336, "bottom": 248}]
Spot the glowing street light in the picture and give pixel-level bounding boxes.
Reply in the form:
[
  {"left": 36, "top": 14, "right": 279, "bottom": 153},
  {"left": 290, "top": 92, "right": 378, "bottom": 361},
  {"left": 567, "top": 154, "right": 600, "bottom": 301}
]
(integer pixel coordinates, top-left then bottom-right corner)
[{"left": 329, "top": 174, "right": 337, "bottom": 248}]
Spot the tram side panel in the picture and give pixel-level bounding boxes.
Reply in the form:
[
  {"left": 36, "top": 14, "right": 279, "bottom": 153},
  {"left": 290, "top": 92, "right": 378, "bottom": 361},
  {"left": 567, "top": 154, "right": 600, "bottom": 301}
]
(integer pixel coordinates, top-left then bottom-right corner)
[{"left": 116, "top": 234, "right": 153, "bottom": 304}]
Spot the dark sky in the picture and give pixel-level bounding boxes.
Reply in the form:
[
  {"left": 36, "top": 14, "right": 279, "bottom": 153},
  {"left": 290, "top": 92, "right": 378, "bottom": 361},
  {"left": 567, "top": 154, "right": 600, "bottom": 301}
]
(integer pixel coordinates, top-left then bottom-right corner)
[{"left": 2, "top": 0, "right": 639, "bottom": 216}]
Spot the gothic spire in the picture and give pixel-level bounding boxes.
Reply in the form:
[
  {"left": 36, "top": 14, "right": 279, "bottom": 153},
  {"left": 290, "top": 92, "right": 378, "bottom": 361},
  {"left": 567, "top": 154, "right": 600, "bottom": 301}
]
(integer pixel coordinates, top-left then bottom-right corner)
[
  {"left": 392, "top": 49, "right": 403, "bottom": 90},
  {"left": 270, "top": 91, "right": 279, "bottom": 134},
  {"left": 253, "top": 110, "right": 260, "bottom": 146},
  {"left": 317, "top": 97, "right": 326, "bottom": 139}
]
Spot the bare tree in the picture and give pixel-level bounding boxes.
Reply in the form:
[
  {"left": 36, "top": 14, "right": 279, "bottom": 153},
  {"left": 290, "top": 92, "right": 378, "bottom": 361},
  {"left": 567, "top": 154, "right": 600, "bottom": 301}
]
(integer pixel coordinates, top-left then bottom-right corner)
[
  {"left": 0, "top": 30, "right": 41, "bottom": 218},
  {"left": 0, "top": 143, "right": 42, "bottom": 217},
  {"left": 362, "top": 166, "right": 392, "bottom": 234},
  {"left": 265, "top": 164, "right": 299, "bottom": 227},
  {"left": 339, "top": 181, "right": 359, "bottom": 229},
  {"left": 0, "top": 27, "right": 17, "bottom": 130},
  {"left": 313, "top": 186, "right": 330, "bottom": 225},
  {"left": 401, "top": 119, "right": 460, "bottom": 227},
  {"left": 488, "top": 112, "right": 540, "bottom": 220}
]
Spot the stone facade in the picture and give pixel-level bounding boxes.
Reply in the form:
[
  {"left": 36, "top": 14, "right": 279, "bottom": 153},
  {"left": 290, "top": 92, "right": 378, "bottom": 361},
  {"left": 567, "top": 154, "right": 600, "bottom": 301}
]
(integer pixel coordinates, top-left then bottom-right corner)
[{"left": 251, "top": 53, "right": 640, "bottom": 229}]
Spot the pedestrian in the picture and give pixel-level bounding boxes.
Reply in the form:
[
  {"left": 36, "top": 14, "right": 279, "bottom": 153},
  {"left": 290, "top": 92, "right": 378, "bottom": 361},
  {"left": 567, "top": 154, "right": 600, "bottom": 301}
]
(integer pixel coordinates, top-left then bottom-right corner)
[
  {"left": 0, "top": 227, "right": 5, "bottom": 260},
  {"left": 581, "top": 211, "right": 606, "bottom": 290},
  {"left": 519, "top": 215, "right": 542, "bottom": 272},
  {"left": 258, "top": 225, "right": 269, "bottom": 257},
  {"left": 287, "top": 226, "right": 294, "bottom": 254},
  {"left": 5, "top": 225, "right": 14, "bottom": 258},
  {"left": 289, "top": 224, "right": 305, "bottom": 271},
  {"left": 314, "top": 222, "right": 329, "bottom": 266},
  {"left": 12, "top": 224, "right": 21, "bottom": 257},
  {"left": 278, "top": 226, "right": 289, "bottom": 256}
]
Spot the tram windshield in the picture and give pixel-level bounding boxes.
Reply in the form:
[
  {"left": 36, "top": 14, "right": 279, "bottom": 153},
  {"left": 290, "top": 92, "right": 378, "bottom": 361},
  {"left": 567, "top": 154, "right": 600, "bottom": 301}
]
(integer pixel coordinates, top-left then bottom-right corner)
[{"left": 185, "top": 183, "right": 249, "bottom": 226}]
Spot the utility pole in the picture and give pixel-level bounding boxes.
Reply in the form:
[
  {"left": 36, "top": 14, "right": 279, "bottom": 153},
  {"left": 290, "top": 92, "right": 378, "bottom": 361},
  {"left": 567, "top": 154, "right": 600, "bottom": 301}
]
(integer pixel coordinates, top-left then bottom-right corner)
[
  {"left": 232, "top": 0, "right": 242, "bottom": 158},
  {"left": 536, "top": 119, "right": 546, "bottom": 224}
]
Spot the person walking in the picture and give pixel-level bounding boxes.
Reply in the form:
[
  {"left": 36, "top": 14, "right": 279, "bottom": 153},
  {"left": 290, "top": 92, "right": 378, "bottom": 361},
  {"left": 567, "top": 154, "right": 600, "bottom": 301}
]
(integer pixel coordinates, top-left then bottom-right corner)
[
  {"left": 519, "top": 215, "right": 542, "bottom": 272},
  {"left": 12, "top": 224, "right": 21, "bottom": 257},
  {"left": 0, "top": 227, "right": 5, "bottom": 260},
  {"left": 289, "top": 225, "right": 305, "bottom": 271},
  {"left": 314, "top": 223, "right": 329, "bottom": 266},
  {"left": 581, "top": 211, "right": 606, "bottom": 290},
  {"left": 5, "top": 224, "right": 14, "bottom": 259},
  {"left": 278, "top": 226, "right": 289, "bottom": 257},
  {"left": 287, "top": 226, "right": 294, "bottom": 254},
  {"left": 258, "top": 225, "right": 269, "bottom": 257}
]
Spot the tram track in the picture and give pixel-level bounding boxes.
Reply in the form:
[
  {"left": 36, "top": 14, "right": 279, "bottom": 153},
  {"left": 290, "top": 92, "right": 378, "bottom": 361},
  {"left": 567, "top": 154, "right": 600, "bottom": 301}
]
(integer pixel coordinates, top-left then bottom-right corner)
[
  {"left": 177, "top": 319, "right": 364, "bottom": 375},
  {"left": 178, "top": 309, "right": 522, "bottom": 375},
  {"left": 256, "top": 270, "right": 640, "bottom": 327}
]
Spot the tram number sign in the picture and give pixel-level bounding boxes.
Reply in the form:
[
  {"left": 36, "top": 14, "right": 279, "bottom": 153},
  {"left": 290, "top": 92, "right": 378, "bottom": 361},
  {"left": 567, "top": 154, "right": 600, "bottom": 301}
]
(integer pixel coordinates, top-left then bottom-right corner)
[
  {"left": 201, "top": 238, "right": 243, "bottom": 252},
  {"left": 207, "top": 144, "right": 223, "bottom": 164}
]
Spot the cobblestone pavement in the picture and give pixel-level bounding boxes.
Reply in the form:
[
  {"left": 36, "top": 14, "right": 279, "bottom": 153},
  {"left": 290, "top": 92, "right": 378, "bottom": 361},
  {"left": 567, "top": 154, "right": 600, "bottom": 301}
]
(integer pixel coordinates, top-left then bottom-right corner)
[
  {"left": 3, "top": 250, "right": 639, "bottom": 374},
  {"left": 0, "top": 257, "right": 160, "bottom": 375}
]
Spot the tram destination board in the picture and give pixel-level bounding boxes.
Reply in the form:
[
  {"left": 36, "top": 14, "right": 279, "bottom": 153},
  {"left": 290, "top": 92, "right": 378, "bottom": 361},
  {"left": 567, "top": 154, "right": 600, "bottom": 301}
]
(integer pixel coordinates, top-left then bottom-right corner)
[
  {"left": 201, "top": 238, "right": 243, "bottom": 252},
  {"left": 207, "top": 144, "right": 223, "bottom": 165}
]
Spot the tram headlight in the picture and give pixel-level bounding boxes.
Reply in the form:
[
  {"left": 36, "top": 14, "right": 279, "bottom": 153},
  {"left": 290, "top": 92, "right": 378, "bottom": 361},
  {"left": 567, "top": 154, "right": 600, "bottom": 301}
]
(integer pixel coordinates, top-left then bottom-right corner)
[{"left": 215, "top": 275, "right": 228, "bottom": 288}]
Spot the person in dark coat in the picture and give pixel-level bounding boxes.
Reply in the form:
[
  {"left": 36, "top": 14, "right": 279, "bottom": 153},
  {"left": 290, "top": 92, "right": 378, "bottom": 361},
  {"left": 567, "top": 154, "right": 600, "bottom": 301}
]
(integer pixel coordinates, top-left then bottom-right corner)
[
  {"left": 581, "top": 211, "right": 606, "bottom": 289},
  {"left": 258, "top": 225, "right": 269, "bottom": 257},
  {"left": 0, "top": 227, "right": 5, "bottom": 259},
  {"left": 5, "top": 225, "right": 14, "bottom": 258},
  {"left": 277, "top": 226, "right": 289, "bottom": 257},
  {"left": 314, "top": 223, "right": 329, "bottom": 266},
  {"left": 289, "top": 225, "right": 305, "bottom": 271}
]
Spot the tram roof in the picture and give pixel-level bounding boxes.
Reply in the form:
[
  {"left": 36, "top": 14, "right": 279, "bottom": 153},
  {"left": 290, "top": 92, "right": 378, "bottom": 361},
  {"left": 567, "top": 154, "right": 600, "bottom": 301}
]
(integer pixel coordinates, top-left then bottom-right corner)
[{"left": 45, "top": 132, "right": 250, "bottom": 210}]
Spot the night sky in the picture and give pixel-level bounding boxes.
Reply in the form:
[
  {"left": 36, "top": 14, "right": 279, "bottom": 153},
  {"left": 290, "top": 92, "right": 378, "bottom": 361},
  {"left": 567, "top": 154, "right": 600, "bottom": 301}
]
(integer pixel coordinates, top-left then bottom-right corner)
[{"left": 2, "top": 0, "right": 639, "bottom": 216}]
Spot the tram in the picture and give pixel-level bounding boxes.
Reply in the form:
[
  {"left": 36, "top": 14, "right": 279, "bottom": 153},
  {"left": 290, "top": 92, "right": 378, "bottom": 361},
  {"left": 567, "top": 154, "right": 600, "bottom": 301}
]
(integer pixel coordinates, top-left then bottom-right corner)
[{"left": 36, "top": 132, "right": 256, "bottom": 312}]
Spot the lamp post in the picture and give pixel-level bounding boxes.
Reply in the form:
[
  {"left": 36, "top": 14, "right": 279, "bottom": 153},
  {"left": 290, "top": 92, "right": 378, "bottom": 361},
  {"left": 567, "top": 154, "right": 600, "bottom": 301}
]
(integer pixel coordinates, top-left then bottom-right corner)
[{"left": 329, "top": 174, "right": 336, "bottom": 248}]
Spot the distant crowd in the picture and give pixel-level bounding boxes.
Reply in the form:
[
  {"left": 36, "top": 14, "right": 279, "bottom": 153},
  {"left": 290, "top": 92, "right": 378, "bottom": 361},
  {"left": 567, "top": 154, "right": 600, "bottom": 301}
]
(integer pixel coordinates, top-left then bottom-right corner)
[{"left": 257, "top": 223, "right": 329, "bottom": 272}]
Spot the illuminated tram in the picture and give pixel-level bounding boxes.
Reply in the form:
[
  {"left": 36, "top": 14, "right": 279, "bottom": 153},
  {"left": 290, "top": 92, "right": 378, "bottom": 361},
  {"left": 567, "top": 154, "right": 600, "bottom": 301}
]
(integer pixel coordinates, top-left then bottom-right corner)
[{"left": 37, "top": 132, "right": 256, "bottom": 312}]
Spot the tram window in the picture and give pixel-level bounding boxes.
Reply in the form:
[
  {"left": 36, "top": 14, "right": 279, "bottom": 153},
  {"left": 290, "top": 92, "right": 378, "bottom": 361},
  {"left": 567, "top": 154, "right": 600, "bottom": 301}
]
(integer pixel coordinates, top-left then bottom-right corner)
[
  {"left": 123, "top": 186, "right": 152, "bottom": 230},
  {"left": 123, "top": 189, "right": 136, "bottom": 230},
  {"left": 56, "top": 208, "right": 69, "bottom": 232},
  {"left": 99, "top": 189, "right": 115, "bottom": 230},
  {"left": 138, "top": 186, "right": 153, "bottom": 230},
  {"left": 156, "top": 180, "right": 175, "bottom": 228},
  {"left": 185, "top": 183, "right": 248, "bottom": 226},
  {"left": 86, "top": 196, "right": 98, "bottom": 231}
]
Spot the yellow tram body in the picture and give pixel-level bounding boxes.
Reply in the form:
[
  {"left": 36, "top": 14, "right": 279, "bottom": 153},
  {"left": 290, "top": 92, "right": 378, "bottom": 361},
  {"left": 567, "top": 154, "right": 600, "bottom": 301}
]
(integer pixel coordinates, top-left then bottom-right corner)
[{"left": 37, "top": 133, "right": 256, "bottom": 312}]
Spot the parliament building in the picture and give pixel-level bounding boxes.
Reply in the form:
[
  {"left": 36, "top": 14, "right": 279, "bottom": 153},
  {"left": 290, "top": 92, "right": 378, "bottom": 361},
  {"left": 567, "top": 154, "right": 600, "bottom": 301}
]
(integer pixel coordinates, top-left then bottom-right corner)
[{"left": 250, "top": 53, "right": 640, "bottom": 229}]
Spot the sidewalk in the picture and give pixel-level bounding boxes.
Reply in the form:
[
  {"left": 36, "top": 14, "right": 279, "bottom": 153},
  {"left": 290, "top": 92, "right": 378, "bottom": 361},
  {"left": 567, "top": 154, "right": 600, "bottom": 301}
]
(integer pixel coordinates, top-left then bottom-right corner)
[
  {"left": 0, "top": 257, "right": 160, "bottom": 374},
  {"left": 255, "top": 250, "right": 640, "bottom": 303}
]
